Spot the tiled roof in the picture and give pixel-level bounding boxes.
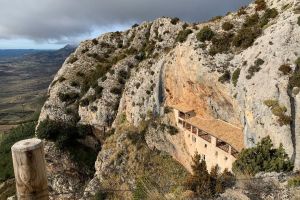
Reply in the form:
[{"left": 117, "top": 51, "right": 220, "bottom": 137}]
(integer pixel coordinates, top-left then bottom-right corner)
[{"left": 185, "top": 117, "right": 244, "bottom": 152}]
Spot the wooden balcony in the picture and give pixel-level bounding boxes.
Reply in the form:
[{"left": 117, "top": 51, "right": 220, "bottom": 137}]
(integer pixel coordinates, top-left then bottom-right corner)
[
  {"left": 199, "top": 134, "right": 211, "bottom": 143},
  {"left": 192, "top": 126, "right": 197, "bottom": 134},
  {"left": 217, "top": 140, "right": 230, "bottom": 153}
]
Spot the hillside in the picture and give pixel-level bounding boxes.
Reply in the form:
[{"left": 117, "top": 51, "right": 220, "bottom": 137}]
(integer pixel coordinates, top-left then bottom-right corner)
[
  {"left": 0, "top": 45, "right": 75, "bottom": 125},
  {"left": 34, "top": 0, "right": 300, "bottom": 199}
]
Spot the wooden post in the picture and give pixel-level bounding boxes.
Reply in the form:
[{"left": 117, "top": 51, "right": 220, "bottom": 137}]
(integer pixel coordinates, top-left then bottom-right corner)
[{"left": 11, "top": 138, "right": 49, "bottom": 200}]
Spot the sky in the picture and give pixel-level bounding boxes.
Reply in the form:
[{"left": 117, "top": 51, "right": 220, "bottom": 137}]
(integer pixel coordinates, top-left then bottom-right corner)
[{"left": 0, "top": 0, "right": 251, "bottom": 49}]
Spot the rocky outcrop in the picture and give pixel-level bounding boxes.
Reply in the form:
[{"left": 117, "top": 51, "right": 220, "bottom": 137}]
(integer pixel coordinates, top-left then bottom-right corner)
[{"left": 38, "top": 0, "right": 300, "bottom": 198}]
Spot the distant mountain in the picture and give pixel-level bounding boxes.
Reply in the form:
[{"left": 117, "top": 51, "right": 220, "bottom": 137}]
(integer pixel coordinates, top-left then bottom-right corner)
[{"left": 0, "top": 45, "right": 75, "bottom": 124}]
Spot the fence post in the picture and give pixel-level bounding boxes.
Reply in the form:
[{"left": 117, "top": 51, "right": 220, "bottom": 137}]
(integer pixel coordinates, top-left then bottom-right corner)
[{"left": 11, "top": 138, "right": 49, "bottom": 200}]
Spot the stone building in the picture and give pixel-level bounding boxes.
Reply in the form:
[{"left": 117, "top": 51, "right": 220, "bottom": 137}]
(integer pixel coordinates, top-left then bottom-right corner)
[{"left": 172, "top": 104, "right": 244, "bottom": 172}]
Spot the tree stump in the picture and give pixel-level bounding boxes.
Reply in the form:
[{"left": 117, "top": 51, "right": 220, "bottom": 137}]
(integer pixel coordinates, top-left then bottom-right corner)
[{"left": 11, "top": 138, "right": 49, "bottom": 200}]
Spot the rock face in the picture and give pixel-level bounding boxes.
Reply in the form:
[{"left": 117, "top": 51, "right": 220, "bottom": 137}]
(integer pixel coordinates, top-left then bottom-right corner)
[{"left": 38, "top": 0, "right": 300, "bottom": 198}]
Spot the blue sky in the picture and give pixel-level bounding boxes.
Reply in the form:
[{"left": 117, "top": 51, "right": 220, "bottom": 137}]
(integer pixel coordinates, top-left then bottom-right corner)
[{"left": 0, "top": 0, "right": 251, "bottom": 49}]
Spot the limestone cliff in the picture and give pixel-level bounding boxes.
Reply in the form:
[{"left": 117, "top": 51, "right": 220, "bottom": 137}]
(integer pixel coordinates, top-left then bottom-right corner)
[{"left": 38, "top": 0, "right": 300, "bottom": 198}]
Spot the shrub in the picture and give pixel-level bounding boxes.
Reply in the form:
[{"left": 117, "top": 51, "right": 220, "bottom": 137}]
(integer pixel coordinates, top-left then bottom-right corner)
[
  {"left": 243, "top": 13, "right": 260, "bottom": 27},
  {"left": 76, "top": 71, "right": 85, "bottom": 77},
  {"left": 118, "top": 69, "right": 129, "bottom": 80},
  {"left": 0, "top": 122, "right": 36, "bottom": 182},
  {"left": 58, "top": 92, "right": 79, "bottom": 103},
  {"left": 92, "top": 38, "right": 98, "bottom": 45},
  {"left": 110, "top": 87, "right": 123, "bottom": 95},
  {"left": 255, "top": 0, "right": 267, "bottom": 11},
  {"left": 90, "top": 106, "right": 98, "bottom": 112},
  {"left": 196, "top": 26, "right": 215, "bottom": 42},
  {"left": 254, "top": 58, "right": 264, "bottom": 66},
  {"left": 260, "top": 8, "right": 279, "bottom": 27},
  {"left": 264, "top": 99, "right": 291, "bottom": 126},
  {"left": 232, "top": 26, "right": 261, "bottom": 49},
  {"left": 185, "top": 153, "right": 234, "bottom": 198},
  {"left": 67, "top": 54, "right": 78, "bottom": 64},
  {"left": 279, "top": 64, "right": 292, "bottom": 75},
  {"left": 218, "top": 70, "right": 231, "bottom": 83},
  {"left": 132, "top": 23, "right": 139, "bottom": 28},
  {"left": 80, "top": 98, "right": 89, "bottom": 107},
  {"left": 171, "top": 17, "right": 180, "bottom": 25},
  {"left": 288, "top": 176, "right": 300, "bottom": 188},
  {"left": 246, "top": 65, "right": 261, "bottom": 79},
  {"left": 232, "top": 68, "right": 241, "bottom": 87},
  {"left": 176, "top": 29, "right": 193, "bottom": 43},
  {"left": 70, "top": 81, "right": 80, "bottom": 87},
  {"left": 289, "top": 58, "right": 300, "bottom": 88},
  {"left": 209, "top": 33, "right": 234, "bottom": 56},
  {"left": 222, "top": 22, "right": 234, "bottom": 31},
  {"left": 233, "top": 136, "right": 293, "bottom": 175},
  {"left": 237, "top": 6, "right": 247, "bottom": 16}
]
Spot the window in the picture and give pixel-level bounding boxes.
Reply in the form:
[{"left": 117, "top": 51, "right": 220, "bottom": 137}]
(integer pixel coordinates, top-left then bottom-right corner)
[
  {"left": 224, "top": 156, "right": 228, "bottom": 161},
  {"left": 204, "top": 144, "right": 207, "bottom": 148},
  {"left": 215, "top": 151, "right": 218, "bottom": 156},
  {"left": 192, "top": 136, "right": 196, "bottom": 143},
  {"left": 188, "top": 134, "right": 190, "bottom": 138}
]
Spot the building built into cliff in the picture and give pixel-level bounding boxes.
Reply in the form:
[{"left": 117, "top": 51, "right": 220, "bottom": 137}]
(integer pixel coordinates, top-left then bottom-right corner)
[{"left": 172, "top": 104, "right": 244, "bottom": 172}]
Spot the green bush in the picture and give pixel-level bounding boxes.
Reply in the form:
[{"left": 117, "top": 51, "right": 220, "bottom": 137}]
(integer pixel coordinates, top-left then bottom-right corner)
[
  {"left": 209, "top": 33, "right": 234, "bottom": 56},
  {"left": 76, "top": 71, "right": 85, "bottom": 77},
  {"left": 233, "top": 136, "right": 293, "bottom": 175},
  {"left": 132, "top": 23, "right": 139, "bottom": 28},
  {"left": 222, "top": 22, "right": 234, "bottom": 31},
  {"left": 70, "top": 81, "right": 80, "bottom": 87},
  {"left": 255, "top": 0, "right": 267, "bottom": 11},
  {"left": 196, "top": 26, "right": 215, "bottom": 42},
  {"left": 110, "top": 87, "right": 123, "bottom": 95},
  {"left": 232, "top": 68, "right": 241, "bottom": 87},
  {"left": 58, "top": 92, "right": 79, "bottom": 103},
  {"left": 218, "top": 70, "right": 231, "bottom": 83},
  {"left": 260, "top": 8, "right": 278, "bottom": 27},
  {"left": 176, "top": 29, "right": 193, "bottom": 43},
  {"left": 0, "top": 122, "right": 36, "bottom": 182},
  {"left": 289, "top": 58, "right": 300, "bottom": 88},
  {"left": 264, "top": 99, "right": 291, "bottom": 126},
  {"left": 243, "top": 13, "right": 260, "bottom": 27},
  {"left": 237, "top": 6, "right": 247, "bottom": 16},
  {"left": 232, "top": 26, "right": 261, "bottom": 49},
  {"left": 92, "top": 38, "right": 98, "bottom": 45},
  {"left": 67, "top": 54, "right": 78, "bottom": 64},
  {"left": 171, "top": 17, "right": 180, "bottom": 25},
  {"left": 185, "top": 153, "right": 235, "bottom": 198},
  {"left": 36, "top": 118, "right": 92, "bottom": 148},
  {"left": 288, "top": 176, "right": 300, "bottom": 188},
  {"left": 279, "top": 64, "right": 292, "bottom": 75}
]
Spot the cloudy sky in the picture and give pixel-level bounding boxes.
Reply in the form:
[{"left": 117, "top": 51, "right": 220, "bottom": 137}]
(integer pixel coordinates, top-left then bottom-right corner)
[{"left": 0, "top": 0, "right": 251, "bottom": 49}]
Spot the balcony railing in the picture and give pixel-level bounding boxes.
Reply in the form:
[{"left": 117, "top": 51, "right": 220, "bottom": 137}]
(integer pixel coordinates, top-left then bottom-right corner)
[
  {"left": 199, "top": 134, "right": 211, "bottom": 143},
  {"left": 192, "top": 126, "right": 197, "bottom": 134}
]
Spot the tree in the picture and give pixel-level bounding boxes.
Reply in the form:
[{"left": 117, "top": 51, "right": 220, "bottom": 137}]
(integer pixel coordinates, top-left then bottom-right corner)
[
  {"left": 185, "top": 153, "right": 211, "bottom": 198},
  {"left": 233, "top": 136, "right": 293, "bottom": 175}
]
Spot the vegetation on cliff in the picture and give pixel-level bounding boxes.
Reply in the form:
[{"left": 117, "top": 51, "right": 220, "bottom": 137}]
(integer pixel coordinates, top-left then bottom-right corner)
[
  {"left": 0, "top": 122, "right": 36, "bottom": 182},
  {"left": 185, "top": 152, "right": 235, "bottom": 198},
  {"left": 233, "top": 136, "right": 293, "bottom": 175}
]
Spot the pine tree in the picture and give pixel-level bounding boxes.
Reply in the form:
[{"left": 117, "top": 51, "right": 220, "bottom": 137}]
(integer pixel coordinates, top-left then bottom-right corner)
[{"left": 185, "top": 152, "right": 212, "bottom": 198}]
